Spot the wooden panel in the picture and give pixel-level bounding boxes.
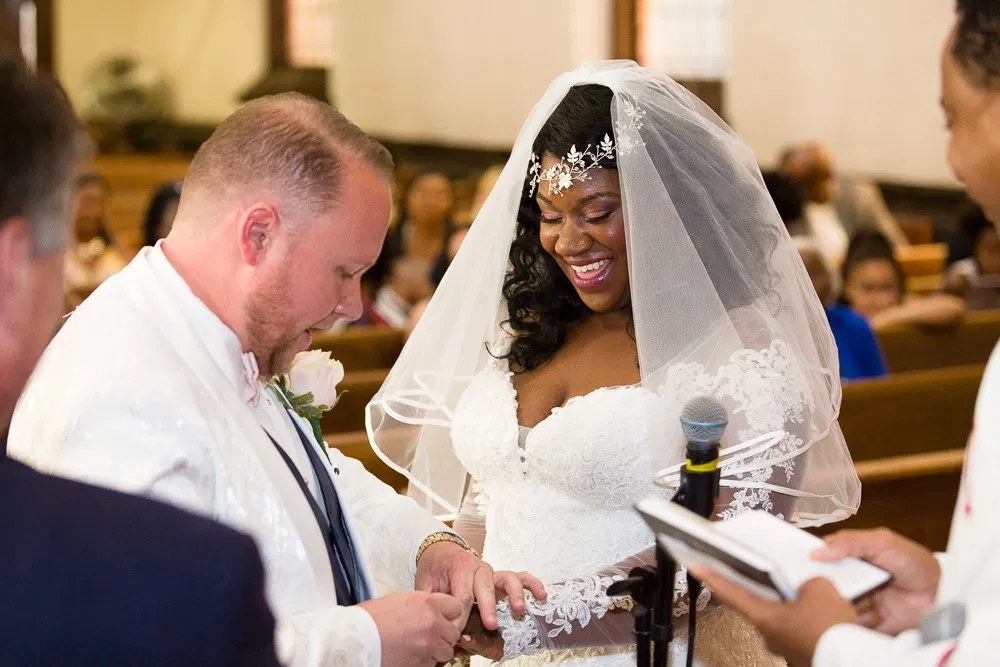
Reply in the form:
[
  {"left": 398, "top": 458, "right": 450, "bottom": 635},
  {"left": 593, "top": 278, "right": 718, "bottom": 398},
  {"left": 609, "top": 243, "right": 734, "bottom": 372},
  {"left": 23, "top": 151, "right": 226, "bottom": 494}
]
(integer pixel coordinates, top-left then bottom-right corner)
[
  {"left": 877, "top": 309, "right": 1000, "bottom": 373},
  {"left": 815, "top": 451, "right": 964, "bottom": 551},
  {"left": 895, "top": 243, "right": 946, "bottom": 278},
  {"left": 840, "top": 364, "right": 982, "bottom": 461},
  {"left": 0, "top": 0, "right": 19, "bottom": 55},
  {"left": 324, "top": 430, "right": 407, "bottom": 492},
  {"left": 310, "top": 327, "right": 405, "bottom": 372},
  {"left": 896, "top": 214, "right": 934, "bottom": 245},
  {"left": 613, "top": 0, "right": 637, "bottom": 60},
  {"left": 320, "top": 368, "right": 387, "bottom": 433}
]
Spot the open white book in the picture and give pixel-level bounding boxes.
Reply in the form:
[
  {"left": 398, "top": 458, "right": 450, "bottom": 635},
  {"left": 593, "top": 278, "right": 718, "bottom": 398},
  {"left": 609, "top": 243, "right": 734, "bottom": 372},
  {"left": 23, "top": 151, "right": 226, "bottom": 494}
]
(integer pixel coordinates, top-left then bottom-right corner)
[{"left": 636, "top": 497, "right": 892, "bottom": 602}]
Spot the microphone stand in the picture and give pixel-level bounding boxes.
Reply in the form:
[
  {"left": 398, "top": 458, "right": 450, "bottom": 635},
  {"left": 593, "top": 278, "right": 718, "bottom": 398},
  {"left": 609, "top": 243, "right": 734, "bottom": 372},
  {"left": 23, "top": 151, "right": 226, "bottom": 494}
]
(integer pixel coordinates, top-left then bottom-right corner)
[{"left": 609, "top": 439, "right": 720, "bottom": 667}]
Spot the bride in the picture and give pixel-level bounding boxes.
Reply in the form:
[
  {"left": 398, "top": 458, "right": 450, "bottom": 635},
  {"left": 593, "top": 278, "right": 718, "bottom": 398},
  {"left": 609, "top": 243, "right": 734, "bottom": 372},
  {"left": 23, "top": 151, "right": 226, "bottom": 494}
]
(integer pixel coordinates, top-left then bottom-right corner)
[{"left": 367, "top": 61, "right": 860, "bottom": 666}]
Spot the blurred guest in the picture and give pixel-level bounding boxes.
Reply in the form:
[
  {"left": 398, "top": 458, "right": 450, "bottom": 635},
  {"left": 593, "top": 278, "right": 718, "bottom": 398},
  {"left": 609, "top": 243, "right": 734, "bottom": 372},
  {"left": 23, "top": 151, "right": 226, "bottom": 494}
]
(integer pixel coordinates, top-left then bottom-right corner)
[
  {"left": 797, "top": 238, "right": 888, "bottom": 381},
  {"left": 65, "top": 172, "right": 126, "bottom": 303},
  {"left": 408, "top": 224, "right": 472, "bottom": 336},
  {"left": 780, "top": 143, "right": 909, "bottom": 265},
  {"left": 357, "top": 170, "right": 454, "bottom": 329},
  {"left": 841, "top": 230, "right": 965, "bottom": 330},
  {"left": 762, "top": 170, "right": 807, "bottom": 235},
  {"left": 945, "top": 203, "right": 1000, "bottom": 309},
  {"left": 469, "top": 164, "right": 504, "bottom": 220},
  {"left": 142, "top": 180, "right": 182, "bottom": 247},
  {"left": 429, "top": 224, "right": 471, "bottom": 287},
  {"left": 395, "top": 170, "right": 454, "bottom": 263},
  {"left": 373, "top": 253, "right": 436, "bottom": 329}
]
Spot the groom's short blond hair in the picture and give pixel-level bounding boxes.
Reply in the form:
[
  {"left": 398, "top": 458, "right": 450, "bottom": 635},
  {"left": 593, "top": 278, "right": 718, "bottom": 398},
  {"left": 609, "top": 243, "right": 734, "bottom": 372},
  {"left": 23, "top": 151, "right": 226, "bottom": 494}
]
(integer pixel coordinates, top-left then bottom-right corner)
[{"left": 183, "top": 93, "right": 393, "bottom": 216}]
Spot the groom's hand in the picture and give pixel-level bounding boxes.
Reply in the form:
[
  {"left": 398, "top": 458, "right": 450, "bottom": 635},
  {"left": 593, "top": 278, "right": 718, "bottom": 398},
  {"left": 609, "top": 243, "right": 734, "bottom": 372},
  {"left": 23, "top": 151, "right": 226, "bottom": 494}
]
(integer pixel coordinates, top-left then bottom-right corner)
[
  {"left": 415, "top": 541, "right": 546, "bottom": 630},
  {"left": 359, "top": 591, "right": 463, "bottom": 666}
]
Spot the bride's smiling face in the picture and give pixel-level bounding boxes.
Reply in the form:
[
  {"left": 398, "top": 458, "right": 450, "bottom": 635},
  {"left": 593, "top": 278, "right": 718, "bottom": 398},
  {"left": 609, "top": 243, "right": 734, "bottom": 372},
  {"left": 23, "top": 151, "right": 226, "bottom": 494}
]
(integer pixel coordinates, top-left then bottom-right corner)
[{"left": 536, "top": 154, "right": 630, "bottom": 313}]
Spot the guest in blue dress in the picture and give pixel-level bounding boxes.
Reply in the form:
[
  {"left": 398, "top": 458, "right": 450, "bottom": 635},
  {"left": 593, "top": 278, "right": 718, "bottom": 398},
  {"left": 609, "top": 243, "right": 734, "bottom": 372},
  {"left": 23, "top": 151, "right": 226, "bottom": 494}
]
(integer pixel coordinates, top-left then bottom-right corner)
[{"left": 796, "top": 238, "right": 888, "bottom": 380}]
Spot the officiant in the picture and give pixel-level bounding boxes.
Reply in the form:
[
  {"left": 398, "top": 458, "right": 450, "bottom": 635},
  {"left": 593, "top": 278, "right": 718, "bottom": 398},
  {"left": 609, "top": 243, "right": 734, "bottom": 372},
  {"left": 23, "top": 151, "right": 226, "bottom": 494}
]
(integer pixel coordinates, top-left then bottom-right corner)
[{"left": 693, "top": 3, "right": 1000, "bottom": 666}]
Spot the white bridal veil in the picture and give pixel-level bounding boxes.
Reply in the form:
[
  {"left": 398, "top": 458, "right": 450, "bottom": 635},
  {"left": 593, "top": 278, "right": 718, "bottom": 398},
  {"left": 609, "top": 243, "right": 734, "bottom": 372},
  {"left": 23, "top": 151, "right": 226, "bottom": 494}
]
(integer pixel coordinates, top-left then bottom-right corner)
[{"left": 366, "top": 61, "right": 860, "bottom": 527}]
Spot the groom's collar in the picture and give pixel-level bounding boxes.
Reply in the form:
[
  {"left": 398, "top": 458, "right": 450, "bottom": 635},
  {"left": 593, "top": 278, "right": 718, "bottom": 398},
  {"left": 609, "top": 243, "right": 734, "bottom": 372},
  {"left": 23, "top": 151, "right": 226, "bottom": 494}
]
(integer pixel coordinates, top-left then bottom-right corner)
[{"left": 145, "top": 244, "right": 262, "bottom": 405}]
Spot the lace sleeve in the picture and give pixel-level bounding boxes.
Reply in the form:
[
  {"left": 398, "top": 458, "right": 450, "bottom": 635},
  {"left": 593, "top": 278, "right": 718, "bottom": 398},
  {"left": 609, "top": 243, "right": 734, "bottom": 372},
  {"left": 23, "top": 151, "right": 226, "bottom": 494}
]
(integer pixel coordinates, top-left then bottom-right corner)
[{"left": 493, "top": 546, "right": 712, "bottom": 662}]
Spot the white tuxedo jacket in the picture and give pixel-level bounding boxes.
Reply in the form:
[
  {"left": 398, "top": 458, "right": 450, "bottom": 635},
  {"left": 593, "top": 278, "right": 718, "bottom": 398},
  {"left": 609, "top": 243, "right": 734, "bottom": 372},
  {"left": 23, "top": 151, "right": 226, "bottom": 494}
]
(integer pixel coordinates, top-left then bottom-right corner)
[
  {"left": 8, "top": 248, "right": 448, "bottom": 667},
  {"left": 813, "top": 341, "right": 1000, "bottom": 666}
]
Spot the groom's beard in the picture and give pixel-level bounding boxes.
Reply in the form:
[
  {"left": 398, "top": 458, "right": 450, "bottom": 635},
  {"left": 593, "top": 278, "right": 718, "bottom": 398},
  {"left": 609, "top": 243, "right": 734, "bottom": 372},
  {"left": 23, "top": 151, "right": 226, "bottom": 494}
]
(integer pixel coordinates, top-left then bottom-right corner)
[{"left": 245, "top": 274, "right": 302, "bottom": 378}]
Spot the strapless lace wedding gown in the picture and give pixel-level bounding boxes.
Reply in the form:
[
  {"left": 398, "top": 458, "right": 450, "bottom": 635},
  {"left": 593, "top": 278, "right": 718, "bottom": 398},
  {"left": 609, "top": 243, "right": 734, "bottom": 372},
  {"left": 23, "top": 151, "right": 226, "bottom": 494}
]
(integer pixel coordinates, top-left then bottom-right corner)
[{"left": 451, "top": 364, "right": 785, "bottom": 666}]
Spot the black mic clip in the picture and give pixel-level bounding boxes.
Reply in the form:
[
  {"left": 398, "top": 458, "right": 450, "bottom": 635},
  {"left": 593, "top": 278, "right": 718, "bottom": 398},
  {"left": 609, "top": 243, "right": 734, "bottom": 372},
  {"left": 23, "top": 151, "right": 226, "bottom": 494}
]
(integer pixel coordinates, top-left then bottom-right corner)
[{"left": 607, "top": 565, "right": 659, "bottom": 665}]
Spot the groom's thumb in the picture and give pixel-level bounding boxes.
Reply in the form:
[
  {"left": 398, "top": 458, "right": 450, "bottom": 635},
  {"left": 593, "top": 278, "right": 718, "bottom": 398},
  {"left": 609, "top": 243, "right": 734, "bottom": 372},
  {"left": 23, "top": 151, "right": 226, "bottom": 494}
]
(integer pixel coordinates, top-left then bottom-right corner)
[{"left": 429, "top": 592, "right": 464, "bottom": 621}]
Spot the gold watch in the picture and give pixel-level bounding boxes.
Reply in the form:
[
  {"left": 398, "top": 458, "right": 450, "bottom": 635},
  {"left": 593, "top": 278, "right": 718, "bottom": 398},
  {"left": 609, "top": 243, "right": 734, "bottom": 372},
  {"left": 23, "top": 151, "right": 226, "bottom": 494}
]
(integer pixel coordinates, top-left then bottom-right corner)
[{"left": 415, "top": 531, "right": 480, "bottom": 568}]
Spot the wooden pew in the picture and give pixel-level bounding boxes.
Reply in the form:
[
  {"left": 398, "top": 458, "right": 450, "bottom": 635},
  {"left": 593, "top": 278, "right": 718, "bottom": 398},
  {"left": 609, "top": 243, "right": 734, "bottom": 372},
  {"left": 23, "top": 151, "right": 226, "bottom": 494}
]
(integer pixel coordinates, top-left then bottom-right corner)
[
  {"left": 324, "top": 430, "right": 407, "bottom": 492},
  {"left": 311, "top": 327, "right": 405, "bottom": 372},
  {"left": 320, "top": 368, "right": 388, "bottom": 434},
  {"left": 816, "top": 364, "right": 984, "bottom": 550},
  {"left": 839, "top": 363, "right": 982, "bottom": 461},
  {"left": 834, "top": 450, "right": 964, "bottom": 550},
  {"left": 896, "top": 243, "right": 947, "bottom": 294},
  {"left": 877, "top": 309, "right": 1000, "bottom": 373}
]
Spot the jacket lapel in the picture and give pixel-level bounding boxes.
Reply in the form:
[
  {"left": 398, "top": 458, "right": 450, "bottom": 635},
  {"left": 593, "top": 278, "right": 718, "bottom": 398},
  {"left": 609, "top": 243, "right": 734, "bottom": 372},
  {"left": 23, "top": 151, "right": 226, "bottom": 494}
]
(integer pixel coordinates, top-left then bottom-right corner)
[
  {"left": 284, "top": 407, "right": 379, "bottom": 594},
  {"left": 124, "top": 252, "right": 338, "bottom": 603}
]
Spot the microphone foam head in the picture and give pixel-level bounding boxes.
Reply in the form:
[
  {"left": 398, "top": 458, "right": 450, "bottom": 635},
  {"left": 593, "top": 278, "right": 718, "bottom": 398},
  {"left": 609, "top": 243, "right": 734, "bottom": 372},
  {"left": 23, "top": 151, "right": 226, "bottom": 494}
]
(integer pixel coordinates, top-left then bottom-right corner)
[{"left": 680, "top": 396, "right": 728, "bottom": 445}]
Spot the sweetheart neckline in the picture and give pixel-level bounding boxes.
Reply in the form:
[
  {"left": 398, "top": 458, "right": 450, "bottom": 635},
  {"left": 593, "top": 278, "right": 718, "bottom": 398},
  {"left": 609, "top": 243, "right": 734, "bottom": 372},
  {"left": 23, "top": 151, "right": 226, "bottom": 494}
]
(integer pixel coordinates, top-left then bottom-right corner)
[{"left": 495, "top": 366, "right": 646, "bottom": 433}]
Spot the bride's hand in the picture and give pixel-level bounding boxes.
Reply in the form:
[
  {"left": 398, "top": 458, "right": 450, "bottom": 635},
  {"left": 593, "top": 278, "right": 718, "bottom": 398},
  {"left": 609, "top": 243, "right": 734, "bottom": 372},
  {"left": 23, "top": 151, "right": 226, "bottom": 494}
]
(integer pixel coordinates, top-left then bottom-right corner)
[
  {"left": 493, "top": 570, "right": 547, "bottom": 616},
  {"left": 457, "top": 572, "right": 544, "bottom": 661},
  {"left": 457, "top": 606, "right": 505, "bottom": 661}
]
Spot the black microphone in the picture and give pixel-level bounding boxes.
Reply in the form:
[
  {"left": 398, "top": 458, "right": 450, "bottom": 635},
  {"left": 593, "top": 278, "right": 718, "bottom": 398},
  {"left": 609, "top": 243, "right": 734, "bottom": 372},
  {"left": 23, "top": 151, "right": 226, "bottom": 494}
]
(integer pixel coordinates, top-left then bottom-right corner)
[
  {"left": 674, "top": 396, "right": 728, "bottom": 667},
  {"left": 677, "top": 396, "right": 728, "bottom": 519}
]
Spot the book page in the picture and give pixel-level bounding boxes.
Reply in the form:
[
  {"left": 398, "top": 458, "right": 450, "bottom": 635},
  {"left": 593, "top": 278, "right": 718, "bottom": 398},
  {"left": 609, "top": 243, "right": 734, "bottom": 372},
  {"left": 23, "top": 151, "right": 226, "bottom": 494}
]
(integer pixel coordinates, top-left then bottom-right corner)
[{"left": 716, "top": 511, "right": 892, "bottom": 601}]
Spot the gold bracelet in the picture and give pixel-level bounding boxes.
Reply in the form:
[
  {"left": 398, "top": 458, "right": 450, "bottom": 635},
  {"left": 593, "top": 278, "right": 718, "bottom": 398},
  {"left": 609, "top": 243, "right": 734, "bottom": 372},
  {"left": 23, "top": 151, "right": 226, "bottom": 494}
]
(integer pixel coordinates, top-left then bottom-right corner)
[{"left": 415, "top": 531, "right": 480, "bottom": 568}]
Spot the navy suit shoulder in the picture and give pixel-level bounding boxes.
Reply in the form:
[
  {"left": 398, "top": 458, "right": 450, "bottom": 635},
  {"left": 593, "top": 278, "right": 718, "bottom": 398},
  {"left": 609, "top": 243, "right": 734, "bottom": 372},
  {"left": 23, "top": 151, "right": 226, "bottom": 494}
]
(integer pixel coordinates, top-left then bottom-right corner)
[{"left": 0, "top": 456, "right": 279, "bottom": 667}]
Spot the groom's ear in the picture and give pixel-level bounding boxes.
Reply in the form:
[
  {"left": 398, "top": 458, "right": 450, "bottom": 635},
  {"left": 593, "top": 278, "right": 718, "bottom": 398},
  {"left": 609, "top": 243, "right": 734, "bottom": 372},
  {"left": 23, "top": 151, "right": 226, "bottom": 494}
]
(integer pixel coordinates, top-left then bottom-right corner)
[{"left": 238, "top": 203, "right": 280, "bottom": 266}]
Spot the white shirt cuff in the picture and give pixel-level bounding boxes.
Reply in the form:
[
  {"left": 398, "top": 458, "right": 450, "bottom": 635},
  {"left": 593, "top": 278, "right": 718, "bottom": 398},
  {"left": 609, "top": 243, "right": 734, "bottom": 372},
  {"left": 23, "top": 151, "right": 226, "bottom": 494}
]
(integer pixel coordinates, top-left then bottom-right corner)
[
  {"left": 813, "top": 624, "right": 921, "bottom": 667},
  {"left": 351, "top": 605, "right": 383, "bottom": 667}
]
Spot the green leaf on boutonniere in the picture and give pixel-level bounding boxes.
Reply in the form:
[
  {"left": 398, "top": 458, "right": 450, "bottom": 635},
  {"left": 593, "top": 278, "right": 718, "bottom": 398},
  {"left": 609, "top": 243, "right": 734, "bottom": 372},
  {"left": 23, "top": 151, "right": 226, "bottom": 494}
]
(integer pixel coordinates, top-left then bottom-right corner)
[{"left": 310, "top": 418, "right": 328, "bottom": 462}]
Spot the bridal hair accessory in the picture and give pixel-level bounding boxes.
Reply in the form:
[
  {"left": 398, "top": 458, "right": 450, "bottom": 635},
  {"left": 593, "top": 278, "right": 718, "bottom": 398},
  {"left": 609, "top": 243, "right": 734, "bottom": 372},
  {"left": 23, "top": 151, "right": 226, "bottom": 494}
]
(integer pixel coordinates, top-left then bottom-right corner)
[
  {"left": 270, "top": 350, "right": 346, "bottom": 453},
  {"left": 529, "top": 136, "right": 615, "bottom": 196},
  {"left": 529, "top": 97, "right": 647, "bottom": 196}
]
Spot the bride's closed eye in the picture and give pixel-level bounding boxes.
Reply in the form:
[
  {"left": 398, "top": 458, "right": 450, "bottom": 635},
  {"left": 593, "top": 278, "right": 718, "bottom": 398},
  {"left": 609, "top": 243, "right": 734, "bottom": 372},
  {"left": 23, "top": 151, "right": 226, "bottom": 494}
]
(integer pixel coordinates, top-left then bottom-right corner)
[{"left": 583, "top": 209, "right": 616, "bottom": 224}]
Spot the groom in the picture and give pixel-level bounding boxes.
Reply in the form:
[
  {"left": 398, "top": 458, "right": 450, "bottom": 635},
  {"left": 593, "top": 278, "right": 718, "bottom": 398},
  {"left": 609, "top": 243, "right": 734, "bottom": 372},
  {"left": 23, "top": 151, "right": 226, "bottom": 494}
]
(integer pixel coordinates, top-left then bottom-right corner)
[{"left": 8, "top": 93, "right": 539, "bottom": 667}]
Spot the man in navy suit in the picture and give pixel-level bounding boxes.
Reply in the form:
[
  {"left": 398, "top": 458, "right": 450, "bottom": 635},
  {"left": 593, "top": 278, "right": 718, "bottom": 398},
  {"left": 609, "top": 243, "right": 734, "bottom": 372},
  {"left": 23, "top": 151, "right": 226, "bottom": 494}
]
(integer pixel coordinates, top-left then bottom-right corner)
[{"left": 0, "top": 54, "right": 280, "bottom": 666}]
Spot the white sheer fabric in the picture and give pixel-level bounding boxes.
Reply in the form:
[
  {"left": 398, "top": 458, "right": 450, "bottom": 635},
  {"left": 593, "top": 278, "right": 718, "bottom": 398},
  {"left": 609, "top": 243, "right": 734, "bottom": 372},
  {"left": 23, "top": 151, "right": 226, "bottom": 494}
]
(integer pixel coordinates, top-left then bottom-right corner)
[{"left": 366, "top": 60, "right": 859, "bottom": 528}]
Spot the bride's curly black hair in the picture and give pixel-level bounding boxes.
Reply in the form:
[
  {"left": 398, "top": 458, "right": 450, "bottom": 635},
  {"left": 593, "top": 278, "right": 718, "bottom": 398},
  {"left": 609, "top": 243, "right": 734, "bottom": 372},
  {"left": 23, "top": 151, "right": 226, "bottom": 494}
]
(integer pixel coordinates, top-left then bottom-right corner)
[
  {"left": 499, "top": 84, "right": 618, "bottom": 374},
  {"left": 499, "top": 82, "right": 783, "bottom": 374}
]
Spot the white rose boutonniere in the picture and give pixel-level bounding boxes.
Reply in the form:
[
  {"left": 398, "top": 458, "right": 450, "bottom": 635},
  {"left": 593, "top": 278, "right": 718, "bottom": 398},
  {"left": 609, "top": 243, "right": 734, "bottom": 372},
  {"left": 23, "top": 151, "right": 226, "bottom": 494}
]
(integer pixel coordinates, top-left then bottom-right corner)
[{"left": 270, "top": 350, "right": 346, "bottom": 454}]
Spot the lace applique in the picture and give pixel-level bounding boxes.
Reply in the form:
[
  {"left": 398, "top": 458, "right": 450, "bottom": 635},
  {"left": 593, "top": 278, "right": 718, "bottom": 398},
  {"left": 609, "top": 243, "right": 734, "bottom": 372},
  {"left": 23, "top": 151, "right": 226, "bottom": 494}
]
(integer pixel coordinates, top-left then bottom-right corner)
[
  {"left": 494, "top": 569, "right": 711, "bottom": 662},
  {"left": 671, "top": 569, "right": 713, "bottom": 617},
  {"left": 663, "top": 340, "right": 813, "bottom": 518},
  {"left": 496, "top": 575, "right": 625, "bottom": 660}
]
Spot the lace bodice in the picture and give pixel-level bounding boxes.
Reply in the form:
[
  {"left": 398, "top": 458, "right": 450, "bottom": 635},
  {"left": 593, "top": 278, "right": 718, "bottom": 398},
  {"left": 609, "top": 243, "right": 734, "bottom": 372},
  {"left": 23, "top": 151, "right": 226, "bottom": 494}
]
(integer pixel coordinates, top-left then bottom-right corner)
[
  {"left": 451, "top": 364, "right": 784, "bottom": 666},
  {"left": 453, "top": 365, "right": 663, "bottom": 580}
]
